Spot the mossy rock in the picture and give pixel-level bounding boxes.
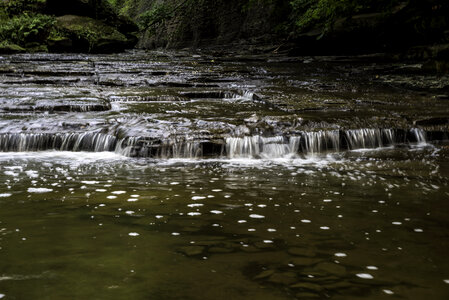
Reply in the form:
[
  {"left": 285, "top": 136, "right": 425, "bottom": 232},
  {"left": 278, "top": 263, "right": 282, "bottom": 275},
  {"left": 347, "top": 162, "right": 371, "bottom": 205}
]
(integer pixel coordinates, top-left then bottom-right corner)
[
  {"left": 56, "top": 15, "right": 133, "bottom": 53},
  {"left": 0, "top": 43, "right": 26, "bottom": 54}
]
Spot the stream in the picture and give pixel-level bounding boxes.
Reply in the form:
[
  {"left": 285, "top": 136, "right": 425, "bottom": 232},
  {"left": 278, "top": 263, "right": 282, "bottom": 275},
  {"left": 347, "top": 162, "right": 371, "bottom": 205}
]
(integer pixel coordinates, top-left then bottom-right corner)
[{"left": 0, "top": 51, "right": 448, "bottom": 299}]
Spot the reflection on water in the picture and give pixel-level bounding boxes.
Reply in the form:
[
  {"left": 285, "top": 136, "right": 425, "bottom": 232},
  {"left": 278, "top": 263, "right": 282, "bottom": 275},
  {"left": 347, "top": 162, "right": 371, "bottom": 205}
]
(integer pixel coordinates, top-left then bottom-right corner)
[{"left": 0, "top": 147, "right": 448, "bottom": 300}]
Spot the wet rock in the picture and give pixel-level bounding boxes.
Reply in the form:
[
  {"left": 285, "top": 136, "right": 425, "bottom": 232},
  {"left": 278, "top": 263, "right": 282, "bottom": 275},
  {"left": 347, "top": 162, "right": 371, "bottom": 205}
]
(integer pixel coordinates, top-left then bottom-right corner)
[
  {"left": 290, "top": 282, "right": 324, "bottom": 292},
  {"left": 287, "top": 247, "right": 316, "bottom": 257},
  {"left": 314, "top": 262, "right": 347, "bottom": 277},
  {"left": 253, "top": 269, "right": 275, "bottom": 280},
  {"left": 414, "top": 117, "right": 449, "bottom": 126},
  {"left": 177, "top": 246, "right": 205, "bottom": 257},
  {"left": 267, "top": 272, "right": 297, "bottom": 285},
  {"left": 289, "top": 257, "right": 322, "bottom": 267}
]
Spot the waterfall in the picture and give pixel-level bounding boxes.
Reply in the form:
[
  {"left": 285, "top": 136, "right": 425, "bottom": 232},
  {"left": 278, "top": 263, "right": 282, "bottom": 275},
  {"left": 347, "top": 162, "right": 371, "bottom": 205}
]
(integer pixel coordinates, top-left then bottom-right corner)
[
  {"left": 0, "top": 128, "right": 433, "bottom": 158},
  {"left": 302, "top": 130, "right": 340, "bottom": 155},
  {"left": 0, "top": 132, "right": 117, "bottom": 152},
  {"left": 345, "top": 129, "right": 395, "bottom": 150},
  {"left": 225, "top": 136, "right": 298, "bottom": 159},
  {"left": 411, "top": 128, "right": 427, "bottom": 144}
]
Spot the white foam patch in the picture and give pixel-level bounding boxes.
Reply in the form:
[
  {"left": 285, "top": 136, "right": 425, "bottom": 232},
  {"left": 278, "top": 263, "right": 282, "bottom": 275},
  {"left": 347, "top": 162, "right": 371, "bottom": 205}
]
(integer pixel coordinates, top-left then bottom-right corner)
[
  {"left": 0, "top": 193, "right": 12, "bottom": 198},
  {"left": 249, "top": 214, "right": 265, "bottom": 219},
  {"left": 82, "top": 181, "right": 100, "bottom": 185},
  {"left": 356, "top": 273, "right": 374, "bottom": 279},
  {"left": 27, "top": 188, "right": 53, "bottom": 193},
  {"left": 111, "top": 191, "right": 126, "bottom": 195},
  {"left": 128, "top": 232, "right": 139, "bottom": 236},
  {"left": 192, "top": 196, "right": 206, "bottom": 200}
]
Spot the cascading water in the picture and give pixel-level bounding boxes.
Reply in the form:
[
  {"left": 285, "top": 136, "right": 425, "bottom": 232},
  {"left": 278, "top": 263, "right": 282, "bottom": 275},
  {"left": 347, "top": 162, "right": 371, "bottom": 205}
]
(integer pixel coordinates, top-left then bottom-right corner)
[{"left": 0, "top": 128, "right": 431, "bottom": 158}]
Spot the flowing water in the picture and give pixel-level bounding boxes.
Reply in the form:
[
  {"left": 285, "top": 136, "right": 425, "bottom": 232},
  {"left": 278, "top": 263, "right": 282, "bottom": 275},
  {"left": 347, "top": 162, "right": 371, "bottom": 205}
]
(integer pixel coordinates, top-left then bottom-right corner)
[{"left": 0, "top": 51, "right": 448, "bottom": 299}]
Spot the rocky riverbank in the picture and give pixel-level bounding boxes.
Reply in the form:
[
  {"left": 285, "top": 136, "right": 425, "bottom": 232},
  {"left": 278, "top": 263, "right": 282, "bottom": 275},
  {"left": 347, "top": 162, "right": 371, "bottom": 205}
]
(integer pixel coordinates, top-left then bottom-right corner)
[{"left": 0, "top": 0, "right": 138, "bottom": 53}]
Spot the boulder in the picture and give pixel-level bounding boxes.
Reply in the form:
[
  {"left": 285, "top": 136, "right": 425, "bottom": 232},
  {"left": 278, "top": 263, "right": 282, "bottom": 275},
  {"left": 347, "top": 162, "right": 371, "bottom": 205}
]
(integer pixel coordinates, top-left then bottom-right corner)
[{"left": 55, "top": 15, "right": 134, "bottom": 53}]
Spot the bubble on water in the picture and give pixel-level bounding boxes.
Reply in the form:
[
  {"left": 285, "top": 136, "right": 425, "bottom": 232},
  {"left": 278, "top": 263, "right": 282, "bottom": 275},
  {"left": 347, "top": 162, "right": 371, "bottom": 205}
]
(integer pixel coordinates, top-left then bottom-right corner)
[
  {"left": 96, "top": 189, "right": 107, "bottom": 192},
  {"left": 170, "top": 182, "right": 180, "bottom": 185},
  {"left": 238, "top": 220, "right": 247, "bottom": 223},
  {"left": 192, "top": 196, "right": 206, "bottom": 200},
  {"left": 81, "top": 181, "right": 99, "bottom": 185},
  {"left": 188, "top": 212, "right": 201, "bottom": 216},
  {"left": 111, "top": 191, "right": 126, "bottom": 195},
  {"left": 263, "top": 240, "right": 273, "bottom": 243},
  {"left": 320, "top": 226, "right": 330, "bottom": 230},
  {"left": 131, "top": 194, "right": 140, "bottom": 197},
  {"left": 356, "top": 273, "right": 374, "bottom": 279},
  {"left": 187, "top": 203, "right": 203, "bottom": 207},
  {"left": 366, "top": 266, "right": 378, "bottom": 270},
  {"left": 107, "top": 196, "right": 117, "bottom": 199},
  {"left": 0, "top": 193, "right": 12, "bottom": 198},
  {"left": 392, "top": 222, "right": 402, "bottom": 225},
  {"left": 210, "top": 210, "right": 223, "bottom": 214},
  {"left": 249, "top": 214, "right": 265, "bottom": 219},
  {"left": 334, "top": 253, "right": 347, "bottom": 257},
  {"left": 267, "top": 228, "right": 276, "bottom": 232},
  {"left": 155, "top": 215, "right": 164, "bottom": 219},
  {"left": 171, "top": 232, "right": 180, "bottom": 236},
  {"left": 125, "top": 211, "right": 135, "bottom": 215},
  {"left": 127, "top": 198, "right": 138, "bottom": 202},
  {"left": 301, "top": 219, "right": 311, "bottom": 223},
  {"left": 323, "top": 199, "right": 332, "bottom": 202},
  {"left": 414, "top": 228, "right": 423, "bottom": 232},
  {"left": 383, "top": 289, "right": 394, "bottom": 295},
  {"left": 27, "top": 188, "right": 53, "bottom": 193},
  {"left": 128, "top": 232, "right": 139, "bottom": 236},
  {"left": 212, "top": 189, "right": 222, "bottom": 192}
]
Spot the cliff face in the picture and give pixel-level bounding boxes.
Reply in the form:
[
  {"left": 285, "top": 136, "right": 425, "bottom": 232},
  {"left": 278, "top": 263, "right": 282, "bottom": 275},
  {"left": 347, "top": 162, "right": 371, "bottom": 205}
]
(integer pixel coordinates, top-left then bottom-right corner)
[
  {"left": 112, "top": 0, "right": 288, "bottom": 49},
  {"left": 113, "top": 0, "right": 448, "bottom": 58}
]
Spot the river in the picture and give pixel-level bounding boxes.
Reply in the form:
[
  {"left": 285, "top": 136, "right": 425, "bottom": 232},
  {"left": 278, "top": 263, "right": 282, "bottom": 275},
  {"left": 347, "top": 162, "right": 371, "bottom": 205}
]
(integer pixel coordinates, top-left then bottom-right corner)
[{"left": 0, "top": 51, "right": 448, "bottom": 299}]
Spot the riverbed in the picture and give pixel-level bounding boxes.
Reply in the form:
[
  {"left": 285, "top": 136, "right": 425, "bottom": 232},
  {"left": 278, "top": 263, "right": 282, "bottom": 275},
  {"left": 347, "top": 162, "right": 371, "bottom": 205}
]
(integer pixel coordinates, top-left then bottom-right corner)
[{"left": 0, "top": 51, "right": 448, "bottom": 299}]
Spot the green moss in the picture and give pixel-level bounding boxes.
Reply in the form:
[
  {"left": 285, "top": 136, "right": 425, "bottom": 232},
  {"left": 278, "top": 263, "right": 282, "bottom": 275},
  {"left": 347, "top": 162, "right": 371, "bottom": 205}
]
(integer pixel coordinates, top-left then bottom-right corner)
[{"left": 0, "top": 13, "right": 56, "bottom": 47}]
